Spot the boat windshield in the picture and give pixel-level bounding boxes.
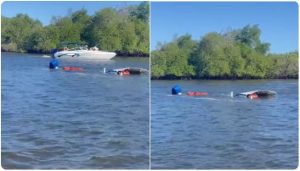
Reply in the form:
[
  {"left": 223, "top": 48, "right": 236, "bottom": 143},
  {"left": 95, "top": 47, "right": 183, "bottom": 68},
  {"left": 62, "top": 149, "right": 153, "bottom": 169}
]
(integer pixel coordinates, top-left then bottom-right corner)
[{"left": 58, "top": 42, "right": 88, "bottom": 51}]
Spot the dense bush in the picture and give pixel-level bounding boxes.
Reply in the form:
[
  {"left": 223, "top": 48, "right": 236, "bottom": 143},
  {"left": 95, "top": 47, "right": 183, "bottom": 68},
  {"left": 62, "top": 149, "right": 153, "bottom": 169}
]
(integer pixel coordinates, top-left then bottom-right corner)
[
  {"left": 152, "top": 25, "right": 298, "bottom": 79},
  {"left": 1, "top": 2, "right": 149, "bottom": 56}
]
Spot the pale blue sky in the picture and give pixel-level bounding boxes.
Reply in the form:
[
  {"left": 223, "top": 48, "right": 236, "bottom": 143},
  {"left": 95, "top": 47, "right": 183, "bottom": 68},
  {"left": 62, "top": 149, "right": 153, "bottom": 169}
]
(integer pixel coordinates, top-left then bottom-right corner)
[
  {"left": 151, "top": 2, "right": 298, "bottom": 53},
  {"left": 2, "top": 1, "right": 298, "bottom": 53},
  {"left": 1, "top": 1, "right": 140, "bottom": 25}
]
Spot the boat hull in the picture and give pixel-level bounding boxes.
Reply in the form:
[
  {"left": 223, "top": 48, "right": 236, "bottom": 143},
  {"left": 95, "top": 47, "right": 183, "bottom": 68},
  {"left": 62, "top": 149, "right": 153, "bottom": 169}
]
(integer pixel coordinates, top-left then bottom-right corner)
[
  {"left": 54, "top": 50, "right": 116, "bottom": 60},
  {"left": 238, "top": 90, "right": 276, "bottom": 99},
  {"left": 187, "top": 91, "right": 208, "bottom": 96},
  {"left": 63, "top": 66, "right": 84, "bottom": 71},
  {"left": 105, "top": 67, "right": 148, "bottom": 75}
]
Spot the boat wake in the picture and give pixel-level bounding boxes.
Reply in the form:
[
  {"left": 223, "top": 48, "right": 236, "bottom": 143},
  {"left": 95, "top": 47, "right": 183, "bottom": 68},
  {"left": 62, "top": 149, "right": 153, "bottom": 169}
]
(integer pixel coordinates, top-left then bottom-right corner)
[{"left": 194, "top": 97, "right": 218, "bottom": 101}]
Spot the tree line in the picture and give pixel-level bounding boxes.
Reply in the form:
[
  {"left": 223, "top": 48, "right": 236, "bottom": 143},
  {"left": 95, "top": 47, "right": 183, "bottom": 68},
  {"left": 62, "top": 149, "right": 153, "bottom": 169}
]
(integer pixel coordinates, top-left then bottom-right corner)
[
  {"left": 151, "top": 25, "right": 298, "bottom": 79},
  {"left": 1, "top": 2, "right": 149, "bottom": 57}
]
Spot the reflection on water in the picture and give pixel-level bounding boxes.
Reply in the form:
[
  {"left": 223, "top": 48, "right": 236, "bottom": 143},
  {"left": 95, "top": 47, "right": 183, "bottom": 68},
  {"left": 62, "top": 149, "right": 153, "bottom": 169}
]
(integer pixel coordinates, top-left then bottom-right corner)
[
  {"left": 1, "top": 52, "right": 149, "bottom": 169},
  {"left": 151, "top": 80, "right": 298, "bottom": 169}
]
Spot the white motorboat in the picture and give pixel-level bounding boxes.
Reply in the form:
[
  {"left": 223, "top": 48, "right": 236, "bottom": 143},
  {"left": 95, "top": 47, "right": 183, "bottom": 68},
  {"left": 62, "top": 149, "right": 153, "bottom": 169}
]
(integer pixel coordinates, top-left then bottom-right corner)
[{"left": 54, "top": 43, "right": 116, "bottom": 60}]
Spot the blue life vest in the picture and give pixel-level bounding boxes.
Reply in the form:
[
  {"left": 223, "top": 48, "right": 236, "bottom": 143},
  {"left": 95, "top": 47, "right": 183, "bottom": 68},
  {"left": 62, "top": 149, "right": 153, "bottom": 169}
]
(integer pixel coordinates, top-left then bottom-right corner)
[
  {"left": 49, "top": 59, "right": 59, "bottom": 69},
  {"left": 171, "top": 85, "right": 182, "bottom": 95}
]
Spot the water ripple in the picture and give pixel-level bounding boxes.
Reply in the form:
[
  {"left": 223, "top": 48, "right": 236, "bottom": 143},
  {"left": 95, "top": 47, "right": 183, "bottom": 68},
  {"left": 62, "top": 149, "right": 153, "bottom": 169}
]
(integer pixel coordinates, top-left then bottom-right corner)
[{"left": 2, "top": 53, "right": 149, "bottom": 169}]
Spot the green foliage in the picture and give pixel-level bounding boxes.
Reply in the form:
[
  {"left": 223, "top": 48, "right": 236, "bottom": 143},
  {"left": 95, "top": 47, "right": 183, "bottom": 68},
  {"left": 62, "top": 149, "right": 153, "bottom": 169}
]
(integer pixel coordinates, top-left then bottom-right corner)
[
  {"left": 53, "top": 17, "right": 82, "bottom": 43},
  {"left": 71, "top": 8, "right": 92, "bottom": 42},
  {"left": 191, "top": 32, "right": 231, "bottom": 78},
  {"left": 235, "top": 24, "right": 270, "bottom": 55},
  {"left": 120, "top": 21, "right": 138, "bottom": 53},
  {"left": 134, "top": 19, "right": 149, "bottom": 55},
  {"left": 224, "top": 44, "right": 244, "bottom": 78},
  {"left": 152, "top": 35, "right": 196, "bottom": 79},
  {"left": 151, "top": 51, "right": 167, "bottom": 78},
  {"left": 130, "top": 2, "right": 149, "bottom": 22},
  {"left": 266, "top": 52, "right": 298, "bottom": 78},
  {"left": 152, "top": 25, "right": 298, "bottom": 79},
  {"left": 25, "top": 26, "right": 59, "bottom": 52},
  {"left": 1, "top": 14, "right": 42, "bottom": 52},
  {"left": 237, "top": 42, "right": 269, "bottom": 78},
  {"left": 90, "top": 9, "right": 122, "bottom": 51},
  {"left": 1, "top": 2, "right": 149, "bottom": 56}
]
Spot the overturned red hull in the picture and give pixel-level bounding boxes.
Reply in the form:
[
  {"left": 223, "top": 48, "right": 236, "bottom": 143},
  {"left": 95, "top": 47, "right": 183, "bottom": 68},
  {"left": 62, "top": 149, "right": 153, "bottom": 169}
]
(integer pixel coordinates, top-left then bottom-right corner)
[
  {"left": 63, "top": 66, "right": 84, "bottom": 71},
  {"left": 187, "top": 91, "right": 208, "bottom": 96}
]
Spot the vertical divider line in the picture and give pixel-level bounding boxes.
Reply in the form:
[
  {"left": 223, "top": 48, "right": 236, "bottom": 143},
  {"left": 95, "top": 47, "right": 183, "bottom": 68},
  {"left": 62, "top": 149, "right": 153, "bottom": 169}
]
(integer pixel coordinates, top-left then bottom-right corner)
[{"left": 149, "top": 1, "right": 152, "bottom": 169}]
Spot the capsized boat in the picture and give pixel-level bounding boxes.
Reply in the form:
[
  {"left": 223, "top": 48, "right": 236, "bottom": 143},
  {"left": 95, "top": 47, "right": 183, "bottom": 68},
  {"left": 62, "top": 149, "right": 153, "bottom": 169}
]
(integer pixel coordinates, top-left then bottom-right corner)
[
  {"left": 238, "top": 90, "right": 277, "bottom": 99},
  {"left": 54, "top": 43, "right": 116, "bottom": 60},
  {"left": 104, "top": 67, "right": 148, "bottom": 76}
]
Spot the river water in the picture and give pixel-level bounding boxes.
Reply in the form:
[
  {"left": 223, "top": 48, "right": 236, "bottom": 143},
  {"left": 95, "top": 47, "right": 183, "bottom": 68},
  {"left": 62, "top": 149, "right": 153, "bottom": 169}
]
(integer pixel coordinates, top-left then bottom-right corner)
[
  {"left": 1, "top": 52, "right": 149, "bottom": 169},
  {"left": 151, "top": 80, "right": 298, "bottom": 169}
]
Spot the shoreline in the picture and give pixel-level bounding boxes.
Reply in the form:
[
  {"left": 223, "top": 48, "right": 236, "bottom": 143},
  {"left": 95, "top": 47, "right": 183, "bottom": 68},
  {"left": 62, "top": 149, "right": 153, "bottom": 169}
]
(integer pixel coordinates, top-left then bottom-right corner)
[{"left": 151, "top": 77, "right": 299, "bottom": 80}]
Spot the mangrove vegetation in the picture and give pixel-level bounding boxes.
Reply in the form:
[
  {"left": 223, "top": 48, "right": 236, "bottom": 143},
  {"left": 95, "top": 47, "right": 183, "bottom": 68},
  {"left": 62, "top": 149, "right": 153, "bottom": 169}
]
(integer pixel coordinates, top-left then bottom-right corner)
[
  {"left": 1, "top": 2, "right": 149, "bottom": 56},
  {"left": 151, "top": 25, "right": 298, "bottom": 79}
]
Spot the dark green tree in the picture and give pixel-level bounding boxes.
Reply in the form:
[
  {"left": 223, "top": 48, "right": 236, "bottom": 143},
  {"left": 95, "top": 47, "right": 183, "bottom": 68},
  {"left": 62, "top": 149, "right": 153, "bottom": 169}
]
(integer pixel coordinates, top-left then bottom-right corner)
[
  {"left": 235, "top": 25, "right": 270, "bottom": 55},
  {"left": 1, "top": 2, "right": 149, "bottom": 56},
  {"left": 71, "top": 8, "right": 92, "bottom": 43},
  {"left": 191, "top": 33, "right": 231, "bottom": 78},
  {"left": 151, "top": 25, "right": 298, "bottom": 79},
  {"left": 130, "top": 2, "right": 149, "bottom": 22},
  {"left": 152, "top": 35, "right": 196, "bottom": 78}
]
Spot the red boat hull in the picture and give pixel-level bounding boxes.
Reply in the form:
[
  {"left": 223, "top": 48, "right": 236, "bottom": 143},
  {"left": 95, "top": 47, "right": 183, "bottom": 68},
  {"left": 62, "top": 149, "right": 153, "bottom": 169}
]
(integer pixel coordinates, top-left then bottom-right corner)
[
  {"left": 63, "top": 66, "right": 83, "bottom": 71},
  {"left": 187, "top": 91, "right": 208, "bottom": 96}
]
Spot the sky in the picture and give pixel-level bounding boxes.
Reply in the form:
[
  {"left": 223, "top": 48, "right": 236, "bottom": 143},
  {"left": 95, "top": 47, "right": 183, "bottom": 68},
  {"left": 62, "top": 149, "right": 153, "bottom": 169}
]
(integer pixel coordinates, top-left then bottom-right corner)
[
  {"left": 1, "top": 2, "right": 298, "bottom": 53},
  {"left": 151, "top": 2, "right": 298, "bottom": 53},
  {"left": 1, "top": 1, "right": 141, "bottom": 25}
]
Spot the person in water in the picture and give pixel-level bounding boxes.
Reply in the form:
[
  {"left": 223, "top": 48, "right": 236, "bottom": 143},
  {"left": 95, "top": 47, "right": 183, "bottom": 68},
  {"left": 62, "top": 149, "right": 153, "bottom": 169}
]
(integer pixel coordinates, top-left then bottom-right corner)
[
  {"left": 172, "top": 85, "right": 182, "bottom": 95},
  {"left": 49, "top": 58, "right": 59, "bottom": 69}
]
